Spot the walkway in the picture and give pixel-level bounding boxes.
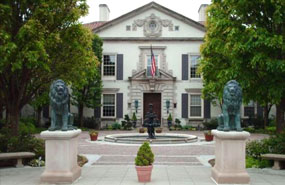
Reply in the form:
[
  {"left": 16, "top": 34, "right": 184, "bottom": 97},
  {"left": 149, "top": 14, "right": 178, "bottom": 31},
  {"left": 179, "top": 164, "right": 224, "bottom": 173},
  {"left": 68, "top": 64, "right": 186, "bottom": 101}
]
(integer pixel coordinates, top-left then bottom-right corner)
[
  {"left": 1, "top": 130, "right": 279, "bottom": 185},
  {"left": 1, "top": 165, "right": 285, "bottom": 185}
]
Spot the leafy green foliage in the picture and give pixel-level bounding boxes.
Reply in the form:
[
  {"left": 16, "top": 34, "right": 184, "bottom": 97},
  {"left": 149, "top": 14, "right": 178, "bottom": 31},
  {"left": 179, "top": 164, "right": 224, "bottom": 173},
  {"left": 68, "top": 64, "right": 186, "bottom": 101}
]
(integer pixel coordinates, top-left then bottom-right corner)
[
  {"left": 132, "top": 113, "right": 137, "bottom": 121},
  {"left": 0, "top": 127, "right": 45, "bottom": 160},
  {"left": 71, "top": 34, "right": 103, "bottom": 127},
  {"left": 122, "top": 115, "right": 132, "bottom": 130},
  {"left": 167, "top": 114, "right": 172, "bottom": 121},
  {"left": 246, "top": 156, "right": 271, "bottom": 168},
  {"left": 200, "top": 0, "right": 285, "bottom": 124},
  {"left": 135, "top": 142, "right": 154, "bottom": 166},
  {"left": 0, "top": 0, "right": 97, "bottom": 135},
  {"left": 203, "top": 118, "right": 218, "bottom": 130},
  {"left": 111, "top": 122, "right": 121, "bottom": 130},
  {"left": 246, "top": 133, "right": 285, "bottom": 168}
]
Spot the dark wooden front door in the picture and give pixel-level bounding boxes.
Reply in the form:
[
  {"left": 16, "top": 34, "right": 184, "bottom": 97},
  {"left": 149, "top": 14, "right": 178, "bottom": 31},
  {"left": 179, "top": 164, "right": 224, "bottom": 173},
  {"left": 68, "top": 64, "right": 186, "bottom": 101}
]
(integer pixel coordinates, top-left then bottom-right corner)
[{"left": 143, "top": 93, "right": 161, "bottom": 122}]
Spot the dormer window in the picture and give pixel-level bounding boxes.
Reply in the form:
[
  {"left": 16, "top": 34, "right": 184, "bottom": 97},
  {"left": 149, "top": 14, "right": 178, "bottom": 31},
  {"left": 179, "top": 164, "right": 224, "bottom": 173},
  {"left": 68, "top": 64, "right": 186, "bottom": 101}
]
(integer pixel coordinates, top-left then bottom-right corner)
[
  {"left": 126, "top": 25, "right": 131, "bottom": 31},
  {"left": 175, "top": 26, "right": 179, "bottom": 31}
]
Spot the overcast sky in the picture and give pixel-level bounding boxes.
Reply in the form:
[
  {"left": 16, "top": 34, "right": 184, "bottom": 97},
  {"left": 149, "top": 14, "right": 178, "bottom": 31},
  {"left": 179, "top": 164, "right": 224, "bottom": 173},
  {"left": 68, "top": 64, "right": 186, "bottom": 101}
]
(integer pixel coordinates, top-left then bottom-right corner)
[{"left": 80, "top": 0, "right": 212, "bottom": 24}]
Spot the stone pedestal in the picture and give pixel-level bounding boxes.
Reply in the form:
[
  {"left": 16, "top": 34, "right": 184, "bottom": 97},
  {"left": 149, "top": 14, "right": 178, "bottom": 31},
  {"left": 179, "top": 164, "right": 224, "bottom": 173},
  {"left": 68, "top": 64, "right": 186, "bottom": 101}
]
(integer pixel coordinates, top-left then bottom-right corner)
[
  {"left": 211, "top": 130, "right": 250, "bottom": 184},
  {"left": 40, "top": 129, "right": 81, "bottom": 184}
]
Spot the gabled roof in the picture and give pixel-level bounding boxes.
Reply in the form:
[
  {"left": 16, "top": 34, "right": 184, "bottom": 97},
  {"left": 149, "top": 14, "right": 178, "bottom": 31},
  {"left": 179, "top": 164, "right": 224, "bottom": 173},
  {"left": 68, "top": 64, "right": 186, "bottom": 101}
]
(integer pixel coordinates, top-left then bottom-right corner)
[
  {"left": 83, "top": 21, "right": 106, "bottom": 30},
  {"left": 93, "top": 1, "right": 205, "bottom": 33}
]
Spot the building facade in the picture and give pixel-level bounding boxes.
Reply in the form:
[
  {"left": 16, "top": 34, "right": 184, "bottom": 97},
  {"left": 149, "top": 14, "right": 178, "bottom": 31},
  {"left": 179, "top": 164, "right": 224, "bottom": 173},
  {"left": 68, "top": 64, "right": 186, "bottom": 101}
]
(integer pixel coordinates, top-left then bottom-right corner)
[
  {"left": 17, "top": 2, "right": 269, "bottom": 127},
  {"left": 81, "top": 2, "right": 214, "bottom": 127}
]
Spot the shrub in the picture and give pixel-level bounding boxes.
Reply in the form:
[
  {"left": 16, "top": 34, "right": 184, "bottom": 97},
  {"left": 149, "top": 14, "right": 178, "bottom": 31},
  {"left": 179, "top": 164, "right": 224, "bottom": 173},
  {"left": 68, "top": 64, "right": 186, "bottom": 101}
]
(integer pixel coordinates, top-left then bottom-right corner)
[
  {"left": 29, "top": 158, "right": 45, "bottom": 167},
  {"left": 112, "top": 122, "right": 121, "bottom": 130},
  {"left": 77, "top": 155, "right": 88, "bottom": 167},
  {"left": 182, "top": 125, "right": 192, "bottom": 130},
  {"left": 246, "top": 133, "right": 285, "bottom": 168},
  {"left": 175, "top": 118, "right": 181, "bottom": 124},
  {"left": 73, "top": 115, "right": 99, "bottom": 129},
  {"left": 19, "top": 121, "right": 37, "bottom": 134},
  {"left": 174, "top": 119, "right": 182, "bottom": 130},
  {"left": 203, "top": 118, "right": 218, "bottom": 130},
  {"left": 246, "top": 156, "right": 271, "bottom": 168},
  {"left": 135, "top": 142, "right": 154, "bottom": 166},
  {"left": 248, "top": 116, "right": 264, "bottom": 129},
  {"left": 122, "top": 114, "right": 132, "bottom": 130},
  {"left": 0, "top": 127, "right": 45, "bottom": 160},
  {"left": 167, "top": 114, "right": 172, "bottom": 121},
  {"left": 106, "top": 124, "right": 113, "bottom": 130},
  {"left": 132, "top": 113, "right": 137, "bottom": 121},
  {"left": 246, "top": 140, "right": 270, "bottom": 159}
]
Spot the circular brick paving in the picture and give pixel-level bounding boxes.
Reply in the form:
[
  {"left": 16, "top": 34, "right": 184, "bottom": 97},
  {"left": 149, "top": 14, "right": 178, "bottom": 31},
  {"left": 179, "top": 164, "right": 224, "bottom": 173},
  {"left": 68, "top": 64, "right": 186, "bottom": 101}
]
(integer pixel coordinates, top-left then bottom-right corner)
[{"left": 78, "top": 130, "right": 268, "bottom": 166}]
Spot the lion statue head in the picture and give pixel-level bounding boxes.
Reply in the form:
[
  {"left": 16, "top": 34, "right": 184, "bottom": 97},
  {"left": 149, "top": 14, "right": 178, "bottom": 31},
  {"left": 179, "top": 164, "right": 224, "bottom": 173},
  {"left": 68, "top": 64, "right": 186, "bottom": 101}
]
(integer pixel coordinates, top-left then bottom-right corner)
[
  {"left": 223, "top": 80, "right": 242, "bottom": 114},
  {"left": 49, "top": 79, "right": 69, "bottom": 105}
]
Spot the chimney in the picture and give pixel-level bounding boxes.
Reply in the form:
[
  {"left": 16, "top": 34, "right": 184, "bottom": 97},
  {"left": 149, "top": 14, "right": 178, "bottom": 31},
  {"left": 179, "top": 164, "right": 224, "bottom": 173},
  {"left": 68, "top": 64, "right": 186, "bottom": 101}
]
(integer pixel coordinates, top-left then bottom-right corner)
[
  {"left": 198, "top": 4, "right": 208, "bottom": 25},
  {"left": 99, "top": 4, "right": 110, "bottom": 21}
]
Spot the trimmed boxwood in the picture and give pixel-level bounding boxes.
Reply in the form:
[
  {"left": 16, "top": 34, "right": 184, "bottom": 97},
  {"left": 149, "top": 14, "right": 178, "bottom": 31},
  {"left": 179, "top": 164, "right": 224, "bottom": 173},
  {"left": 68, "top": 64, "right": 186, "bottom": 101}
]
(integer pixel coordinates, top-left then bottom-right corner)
[{"left": 135, "top": 142, "right": 154, "bottom": 166}]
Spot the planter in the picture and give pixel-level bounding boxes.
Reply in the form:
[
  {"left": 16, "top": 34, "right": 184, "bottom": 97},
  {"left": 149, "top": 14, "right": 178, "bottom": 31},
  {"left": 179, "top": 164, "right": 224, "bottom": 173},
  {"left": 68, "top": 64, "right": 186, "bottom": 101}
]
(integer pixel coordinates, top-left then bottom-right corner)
[
  {"left": 135, "top": 165, "right": 153, "bottom": 182},
  {"left": 139, "top": 128, "right": 145, "bottom": 133},
  {"left": 90, "top": 135, "right": 98, "bottom": 141},
  {"left": 156, "top": 129, "right": 162, "bottom": 133},
  {"left": 205, "top": 134, "right": 214, "bottom": 141}
]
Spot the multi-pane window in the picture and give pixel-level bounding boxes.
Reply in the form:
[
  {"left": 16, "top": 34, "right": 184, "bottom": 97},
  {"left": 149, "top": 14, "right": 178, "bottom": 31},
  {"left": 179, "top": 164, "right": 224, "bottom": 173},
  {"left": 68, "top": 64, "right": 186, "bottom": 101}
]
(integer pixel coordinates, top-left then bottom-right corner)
[
  {"left": 103, "top": 55, "right": 115, "bottom": 76},
  {"left": 146, "top": 55, "right": 159, "bottom": 76},
  {"left": 190, "top": 55, "right": 201, "bottom": 78},
  {"left": 103, "top": 94, "right": 115, "bottom": 117},
  {"left": 190, "top": 94, "right": 202, "bottom": 117},
  {"left": 244, "top": 101, "right": 255, "bottom": 117}
]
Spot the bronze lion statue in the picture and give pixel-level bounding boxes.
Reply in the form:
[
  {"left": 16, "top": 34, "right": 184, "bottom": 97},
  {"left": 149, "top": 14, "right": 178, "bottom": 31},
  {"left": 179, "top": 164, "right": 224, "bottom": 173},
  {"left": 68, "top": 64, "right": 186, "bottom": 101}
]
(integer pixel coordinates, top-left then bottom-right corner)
[
  {"left": 49, "top": 79, "right": 75, "bottom": 131},
  {"left": 217, "top": 80, "right": 243, "bottom": 131}
]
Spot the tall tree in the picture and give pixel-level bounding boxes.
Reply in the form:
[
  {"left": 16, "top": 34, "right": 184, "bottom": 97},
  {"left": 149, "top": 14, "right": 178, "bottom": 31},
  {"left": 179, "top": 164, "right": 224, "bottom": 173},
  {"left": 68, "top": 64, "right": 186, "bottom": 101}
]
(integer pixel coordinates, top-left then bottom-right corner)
[
  {"left": 71, "top": 35, "right": 103, "bottom": 128},
  {"left": 200, "top": 0, "right": 285, "bottom": 132},
  {"left": 0, "top": 0, "right": 97, "bottom": 135}
]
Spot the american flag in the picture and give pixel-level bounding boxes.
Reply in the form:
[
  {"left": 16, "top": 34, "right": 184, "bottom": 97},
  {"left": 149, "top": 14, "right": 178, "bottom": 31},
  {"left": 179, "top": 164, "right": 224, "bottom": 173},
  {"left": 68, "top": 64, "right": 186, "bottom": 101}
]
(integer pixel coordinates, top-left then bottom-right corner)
[{"left": 150, "top": 46, "right": 156, "bottom": 77}]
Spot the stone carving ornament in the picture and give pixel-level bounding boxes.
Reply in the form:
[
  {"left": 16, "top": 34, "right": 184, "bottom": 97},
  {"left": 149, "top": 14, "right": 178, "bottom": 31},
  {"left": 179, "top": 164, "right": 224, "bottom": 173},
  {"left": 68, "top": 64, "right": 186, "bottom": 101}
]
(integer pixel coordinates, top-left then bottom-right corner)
[
  {"left": 49, "top": 79, "right": 76, "bottom": 131},
  {"left": 133, "top": 14, "right": 173, "bottom": 37},
  {"left": 217, "top": 80, "right": 243, "bottom": 131}
]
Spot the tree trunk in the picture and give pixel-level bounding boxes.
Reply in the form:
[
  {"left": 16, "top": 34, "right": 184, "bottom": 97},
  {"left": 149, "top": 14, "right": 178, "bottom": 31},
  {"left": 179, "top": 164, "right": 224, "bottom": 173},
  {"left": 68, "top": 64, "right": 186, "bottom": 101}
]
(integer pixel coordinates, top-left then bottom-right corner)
[
  {"left": 36, "top": 107, "right": 42, "bottom": 127},
  {"left": 7, "top": 107, "right": 21, "bottom": 136},
  {"left": 263, "top": 104, "right": 271, "bottom": 128},
  {"left": 78, "top": 104, "right": 84, "bottom": 128},
  {"left": 0, "top": 105, "right": 3, "bottom": 120},
  {"left": 5, "top": 108, "right": 9, "bottom": 123},
  {"left": 276, "top": 99, "right": 285, "bottom": 134}
]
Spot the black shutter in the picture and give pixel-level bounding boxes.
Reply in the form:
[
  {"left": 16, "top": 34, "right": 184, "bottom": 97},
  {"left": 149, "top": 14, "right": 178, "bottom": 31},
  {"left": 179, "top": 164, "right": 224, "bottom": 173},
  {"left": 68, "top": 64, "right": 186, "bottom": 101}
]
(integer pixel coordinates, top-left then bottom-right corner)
[
  {"left": 117, "top": 54, "right": 123, "bottom": 80},
  {"left": 116, "top": 93, "right": 123, "bottom": 118},
  {"left": 257, "top": 104, "right": 263, "bottom": 118},
  {"left": 204, "top": 99, "right": 211, "bottom": 118},
  {"left": 94, "top": 106, "right": 101, "bottom": 118},
  {"left": 182, "top": 54, "right": 189, "bottom": 80},
  {"left": 182, "top": 94, "right": 188, "bottom": 118}
]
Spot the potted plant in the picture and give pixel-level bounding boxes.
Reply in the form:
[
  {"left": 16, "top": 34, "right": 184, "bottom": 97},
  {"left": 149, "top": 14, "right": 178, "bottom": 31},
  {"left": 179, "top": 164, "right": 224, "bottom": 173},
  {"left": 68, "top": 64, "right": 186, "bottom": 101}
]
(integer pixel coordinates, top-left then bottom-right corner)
[
  {"left": 132, "top": 112, "right": 137, "bottom": 128},
  {"left": 155, "top": 127, "right": 162, "bottom": 133},
  {"left": 135, "top": 142, "right": 154, "bottom": 182},
  {"left": 89, "top": 130, "right": 98, "bottom": 141},
  {"left": 139, "top": 127, "right": 145, "bottom": 133},
  {"left": 167, "top": 113, "right": 173, "bottom": 129},
  {"left": 204, "top": 130, "right": 214, "bottom": 141},
  {"left": 203, "top": 119, "right": 218, "bottom": 142}
]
